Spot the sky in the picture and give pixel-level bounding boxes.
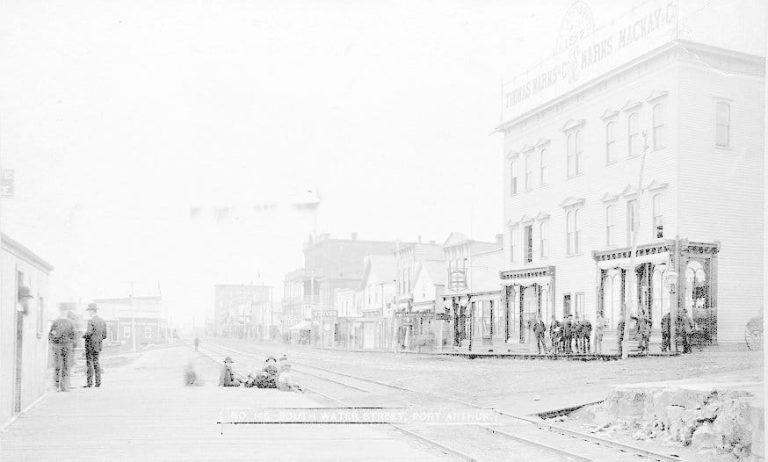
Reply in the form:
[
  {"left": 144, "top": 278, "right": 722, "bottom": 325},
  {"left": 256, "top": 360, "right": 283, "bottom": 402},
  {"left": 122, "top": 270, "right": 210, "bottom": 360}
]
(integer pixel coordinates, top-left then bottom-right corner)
[{"left": 0, "top": 0, "right": 636, "bottom": 323}]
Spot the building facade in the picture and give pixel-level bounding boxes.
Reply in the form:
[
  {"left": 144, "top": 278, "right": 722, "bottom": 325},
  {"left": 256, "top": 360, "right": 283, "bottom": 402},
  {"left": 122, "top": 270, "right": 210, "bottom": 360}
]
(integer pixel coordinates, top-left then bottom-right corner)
[
  {"left": 0, "top": 235, "right": 53, "bottom": 428},
  {"left": 213, "top": 284, "right": 272, "bottom": 338},
  {"left": 498, "top": 0, "right": 764, "bottom": 347},
  {"left": 94, "top": 296, "right": 168, "bottom": 345}
]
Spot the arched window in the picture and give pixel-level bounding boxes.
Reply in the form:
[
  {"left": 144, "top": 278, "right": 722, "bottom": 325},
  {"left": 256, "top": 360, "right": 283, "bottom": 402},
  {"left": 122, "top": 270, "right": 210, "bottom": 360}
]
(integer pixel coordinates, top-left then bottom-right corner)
[
  {"left": 652, "top": 194, "right": 664, "bottom": 239},
  {"left": 652, "top": 103, "right": 664, "bottom": 149},
  {"left": 539, "top": 148, "right": 548, "bottom": 186},
  {"left": 539, "top": 220, "right": 549, "bottom": 259},
  {"left": 573, "top": 209, "right": 581, "bottom": 254},
  {"left": 606, "top": 121, "right": 616, "bottom": 163},
  {"left": 574, "top": 131, "right": 583, "bottom": 175},
  {"left": 566, "top": 210, "right": 574, "bottom": 255},
  {"left": 628, "top": 112, "right": 640, "bottom": 156},
  {"left": 566, "top": 132, "right": 575, "bottom": 178}
]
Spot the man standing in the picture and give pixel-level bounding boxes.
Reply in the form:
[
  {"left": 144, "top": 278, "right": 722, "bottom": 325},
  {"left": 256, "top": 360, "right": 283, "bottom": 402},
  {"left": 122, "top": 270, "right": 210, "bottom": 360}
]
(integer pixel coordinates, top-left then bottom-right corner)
[
  {"left": 49, "top": 306, "right": 76, "bottom": 392},
  {"left": 83, "top": 303, "right": 108, "bottom": 388},
  {"left": 678, "top": 308, "right": 693, "bottom": 353},
  {"left": 594, "top": 312, "right": 606, "bottom": 354},
  {"left": 562, "top": 314, "right": 573, "bottom": 354},
  {"left": 532, "top": 315, "right": 546, "bottom": 355},
  {"left": 194, "top": 336, "right": 200, "bottom": 352},
  {"left": 617, "top": 318, "right": 626, "bottom": 357},
  {"left": 660, "top": 312, "right": 671, "bottom": 352},
  {"left": 548, "top": 315, "right": 561, "bottom": 354},
  {"left": 583, "top": 316, "right": 592, "bottom": 354}
]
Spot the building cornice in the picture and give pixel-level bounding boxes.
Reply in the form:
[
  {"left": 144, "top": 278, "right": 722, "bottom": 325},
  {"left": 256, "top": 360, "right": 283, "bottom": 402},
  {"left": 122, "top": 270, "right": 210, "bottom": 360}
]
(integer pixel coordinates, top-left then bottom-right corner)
[
  {"left": 495, "top": 40, "right": 765, "bottom": 134},
  {"left": 560, "top": 196, "right": 586, "bottom": 209}
]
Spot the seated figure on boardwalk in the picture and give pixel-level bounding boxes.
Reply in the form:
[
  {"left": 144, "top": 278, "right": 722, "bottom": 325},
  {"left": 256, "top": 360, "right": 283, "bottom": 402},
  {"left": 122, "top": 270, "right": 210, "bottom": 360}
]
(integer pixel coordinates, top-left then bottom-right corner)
[
  {"left": 219, "top": 356, "right": 241, "bottom": 387},
  {"left": 245, "top": 356, "right": 279, "bottom": 389},
  {"left": 184, "top": 359, "right": 203, "bottom": 386},
  {"left": 277, "top": 363, "right": 302, "bottom": 392}
]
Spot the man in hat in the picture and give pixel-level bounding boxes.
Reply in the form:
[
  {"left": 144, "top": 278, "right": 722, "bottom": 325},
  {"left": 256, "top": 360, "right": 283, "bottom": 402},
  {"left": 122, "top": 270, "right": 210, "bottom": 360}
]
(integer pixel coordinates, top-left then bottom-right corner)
[
  {"left": 49, "top": 305, "right": 76, "bottom": 391},
  {"left": 83, "top": 303, "right": 108, "bottom": 388},
  {"left": 219, "top": 356, "right": 241, "bottom": 387}
]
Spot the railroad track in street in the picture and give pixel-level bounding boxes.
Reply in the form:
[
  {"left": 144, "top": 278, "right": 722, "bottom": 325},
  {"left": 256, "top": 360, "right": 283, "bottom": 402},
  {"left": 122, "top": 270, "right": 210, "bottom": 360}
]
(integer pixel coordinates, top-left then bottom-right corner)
[{"left": 200, "top": 341, "right": 684, "bottom": 461}]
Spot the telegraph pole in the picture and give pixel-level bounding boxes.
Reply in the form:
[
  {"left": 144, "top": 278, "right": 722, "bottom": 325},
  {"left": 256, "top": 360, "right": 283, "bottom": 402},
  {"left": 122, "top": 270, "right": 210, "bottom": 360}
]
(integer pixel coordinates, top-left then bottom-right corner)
[
  {"left": 130, "top": 281, "right": 137, "bottom": 354},
  {"left": 622, "top": 131, "right": 649, "bottom": 360}
]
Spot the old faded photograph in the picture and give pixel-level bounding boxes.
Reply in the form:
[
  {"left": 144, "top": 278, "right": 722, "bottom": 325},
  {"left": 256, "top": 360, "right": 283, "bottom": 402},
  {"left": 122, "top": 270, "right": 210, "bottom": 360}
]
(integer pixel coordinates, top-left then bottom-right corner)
[{"left": 0, "top": 0, "right": 765, "bottom": 460}]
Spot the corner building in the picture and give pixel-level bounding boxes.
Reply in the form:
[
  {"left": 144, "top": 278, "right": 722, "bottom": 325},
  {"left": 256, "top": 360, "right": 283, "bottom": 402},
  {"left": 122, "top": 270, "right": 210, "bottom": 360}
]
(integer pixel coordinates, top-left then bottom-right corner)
[{"left": 498, "top": 0, "right": 764, "bottom": 347}]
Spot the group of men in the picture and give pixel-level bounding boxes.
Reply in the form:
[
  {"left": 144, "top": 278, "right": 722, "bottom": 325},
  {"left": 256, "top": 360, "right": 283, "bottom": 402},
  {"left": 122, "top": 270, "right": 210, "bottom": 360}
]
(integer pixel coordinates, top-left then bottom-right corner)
[
  {"left": 219, "top": 353, "right": 301, "bottom": 392},
  {"left": 48, "top": 303, "right": 108, "bottom": 391},
  {"left": 532, "top": 314, "right": 599, "bottom": 355}
]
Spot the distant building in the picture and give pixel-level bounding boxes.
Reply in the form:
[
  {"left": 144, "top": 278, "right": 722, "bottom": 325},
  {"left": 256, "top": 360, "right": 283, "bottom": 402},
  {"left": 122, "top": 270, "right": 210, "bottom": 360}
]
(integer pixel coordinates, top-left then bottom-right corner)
[
  {"left": 359, "top": 255, "right": 397, "bottom": 349},
  {"left": 213, "top": 284, "right": 271, "bottom": 339},
  {"left": 93, "top": 296, "right": 167, "bottom": 345},
  {"left": 282, "top": 233, "right": 398, "bottom": 345},
  {"left": 0, "top": 235, "right": 53, "bottom": 428},
  {"left": 498, "top": 0, "right": 765, "bottom": 347},
  {"left": 440, "top": 233, "right": 504, "bottom": 350}
]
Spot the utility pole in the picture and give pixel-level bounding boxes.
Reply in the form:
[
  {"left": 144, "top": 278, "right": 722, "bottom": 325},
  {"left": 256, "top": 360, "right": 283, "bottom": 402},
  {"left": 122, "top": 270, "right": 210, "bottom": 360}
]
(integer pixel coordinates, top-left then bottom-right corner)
[
  {"left": 622, "top": 131, "right": 649, "bottom": 360},
  {"left": 130, "top": 281, "right": 137, "bottom": 354}
]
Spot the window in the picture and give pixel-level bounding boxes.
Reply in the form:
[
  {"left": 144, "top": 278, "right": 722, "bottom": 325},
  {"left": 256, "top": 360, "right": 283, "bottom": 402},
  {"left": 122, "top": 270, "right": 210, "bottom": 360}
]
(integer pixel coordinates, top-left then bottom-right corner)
[
  {"left": 509, "top": 226, "right": 519, "bottom": 263},
  {"left": 144, "top": 327, "right": 152, "bottom": 338},
  {"left": 628, "top": 112, "right": 640, "bottom": 156},
  {"left": 566, "top": 131, "right": 583, "bottom": 178},
  {"left": 627, "top": 199, "right": 638, "bottom": 245},
  {"left": 566, "top": 208, "right": 582, "bottom": 255},
  {"left": 539, "top": 220, "right": 549, "bottom": 259},
  {"left": 652, "top": 103, "right": 664, "bottom": 149},
  {"left": 606, "top": 205, "right": 616, "bottom": 247},
  {"left": 716, "top": 101, "right": 730, "bottom": 147},
  {"left": 524, "top": 151, "right": 534, "bottom": 191},
  {"left": 524, "top": 225, "right": 533, "bottom": 263},
  {"left": 606, "top": 121, "right": 616, "bottom": 163},
  {"left": 509, "top": 159, "right": 518, "bottom": 195},
  {"left": 575, "top": 292, "right": 585, "bottom": 317},
  {"left": 37, "top": 297, "right": 44, "bottom": 337},
  {"left": 539, "top": 149, "right": 548, "bottom": 186},
  {"left": 653, "top": 194, "right": 664, "bottom": 239},
  {"left": 563, "top": 294, "right": 572, "bottom": 316},
  {"left": 124, "top": 327, "right": 131, "bottom": 338}
]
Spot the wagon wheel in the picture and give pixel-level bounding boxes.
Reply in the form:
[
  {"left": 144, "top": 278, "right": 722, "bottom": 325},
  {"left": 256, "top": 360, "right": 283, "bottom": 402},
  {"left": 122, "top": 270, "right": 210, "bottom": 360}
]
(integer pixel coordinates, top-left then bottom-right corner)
[{"left": 745, "top": 325, "right": 763, "bottom": 351}]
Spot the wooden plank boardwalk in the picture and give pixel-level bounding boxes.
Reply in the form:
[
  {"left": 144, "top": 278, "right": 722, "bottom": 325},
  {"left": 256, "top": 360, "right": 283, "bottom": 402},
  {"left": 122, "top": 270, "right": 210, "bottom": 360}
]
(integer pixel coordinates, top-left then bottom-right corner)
[{"left": 0, "top": 346, "right": 445, "bottom": 461}]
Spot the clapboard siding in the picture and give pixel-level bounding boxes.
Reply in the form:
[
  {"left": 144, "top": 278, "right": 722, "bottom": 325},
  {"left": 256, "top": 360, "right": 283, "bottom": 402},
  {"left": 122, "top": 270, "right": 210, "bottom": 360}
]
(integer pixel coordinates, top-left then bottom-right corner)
[{"left": 676, "top": 57, "right": 765, "bottom": 343}]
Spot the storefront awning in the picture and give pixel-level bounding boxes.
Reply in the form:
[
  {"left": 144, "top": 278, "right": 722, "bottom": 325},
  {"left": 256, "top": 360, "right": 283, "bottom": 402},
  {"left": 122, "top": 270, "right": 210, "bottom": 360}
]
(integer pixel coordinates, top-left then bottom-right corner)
[
  {"left": 597, "top": 251, "right": 669, "bottom": 270},
  {"left": 288, "top": 321, "right": 312, "bottom": 331}
]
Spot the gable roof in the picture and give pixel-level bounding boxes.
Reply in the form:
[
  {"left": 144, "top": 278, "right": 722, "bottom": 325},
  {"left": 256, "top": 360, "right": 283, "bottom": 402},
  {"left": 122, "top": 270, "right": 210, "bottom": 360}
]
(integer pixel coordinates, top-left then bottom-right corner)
[
  {"left": 360, "top": 255, "right": 397, "bottom": 288},
  {"left": 415, "top": 260, "right": 447, "bottom": 287}
]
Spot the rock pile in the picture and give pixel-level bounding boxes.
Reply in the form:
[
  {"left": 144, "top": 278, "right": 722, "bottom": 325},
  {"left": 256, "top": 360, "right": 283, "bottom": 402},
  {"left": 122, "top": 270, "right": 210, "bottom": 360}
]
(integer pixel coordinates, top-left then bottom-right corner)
[{"left": 569, "top": 385, "right": 763, "bottom": 461}]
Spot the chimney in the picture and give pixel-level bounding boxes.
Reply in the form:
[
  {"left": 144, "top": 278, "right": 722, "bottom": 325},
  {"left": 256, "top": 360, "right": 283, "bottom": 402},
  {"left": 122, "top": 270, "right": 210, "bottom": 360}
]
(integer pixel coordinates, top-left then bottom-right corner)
[
  {"left": 496, "top": 233, "right": 504, "bottom": 246},
  {"left": 351, "top": 232, "right": 358, "bottom": 240}
]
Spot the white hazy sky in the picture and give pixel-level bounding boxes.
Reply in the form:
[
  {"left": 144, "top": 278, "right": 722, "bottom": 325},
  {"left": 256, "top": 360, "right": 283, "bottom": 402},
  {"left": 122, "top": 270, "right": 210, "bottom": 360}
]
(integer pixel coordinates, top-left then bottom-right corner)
[{"left": 0, "top": 0, "right": 635, "bottom": 322}]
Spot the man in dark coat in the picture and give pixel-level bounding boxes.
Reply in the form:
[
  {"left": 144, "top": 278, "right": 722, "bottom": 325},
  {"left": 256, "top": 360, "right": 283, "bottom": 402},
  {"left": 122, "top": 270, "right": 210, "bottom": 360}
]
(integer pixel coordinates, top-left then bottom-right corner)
[
  {"left": 583, "top": 317, "right": 593, "bottom": 354},
  {"left": 49, "top": 306, "right": 76, "bottom": 391},
  {"left": 617, "top": 318, "right": 626, "bottom": 357},
  {"left": 532, "top": 315, "right": 546, "bottom": 354},
  {"left": 83, "top": 303, "right": 108, "bottom": 387},
  {"left": 677, "top": 309, "right": 693, "bottom": 353},
  {"left": 562, "top": 315, "right": 573, "bottom": 354},
  {"left": 660, "top": 312, "right": 671, "bottom": 352}
]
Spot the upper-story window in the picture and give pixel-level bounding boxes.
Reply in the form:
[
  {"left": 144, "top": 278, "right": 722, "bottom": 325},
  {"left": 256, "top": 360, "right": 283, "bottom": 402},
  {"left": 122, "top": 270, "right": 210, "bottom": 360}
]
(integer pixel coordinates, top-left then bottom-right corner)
[
  {"left": 539, "top": 219, "right": 549, "bottom": 259},
  {"left": 524, "top": 151, "right": 534, "bottom": 191},
  {"left": 652, "top": 103, "right": 665, "bottom": 150},
  {"left": 606, "top": 205, "right": 616, "bottom": 247},
  {"left": 539, "top": 148, "right": 548, "bottom": 186},
  {"left": 509, "top": 226, "right": 519, "bottom": 263},
  {"left": 509, "top": 158, "right": 518, "bottom": 196},
  {"left": 628, "top": 112, "right": 641, "bottom": 156},
  {"left": 524, "top": 224, "right": 533, "bottom": 263},
  {"left": 605, "top": 121, "right": 616, "bottom": 164},
  {"left": 566, "top": 131, "right": 583, "bottom": 178},
  {"left": 627, "top": 199, "right": 638, "bottom": 245},
  {"left": 653, "top": 193, "right": 664, "bottom": 239},
  {"left": 566, "top": 208, "right": 582, "bottom": 255},
  {"left": 715, "top": 101, "right": 730, "bottom": 147}
]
